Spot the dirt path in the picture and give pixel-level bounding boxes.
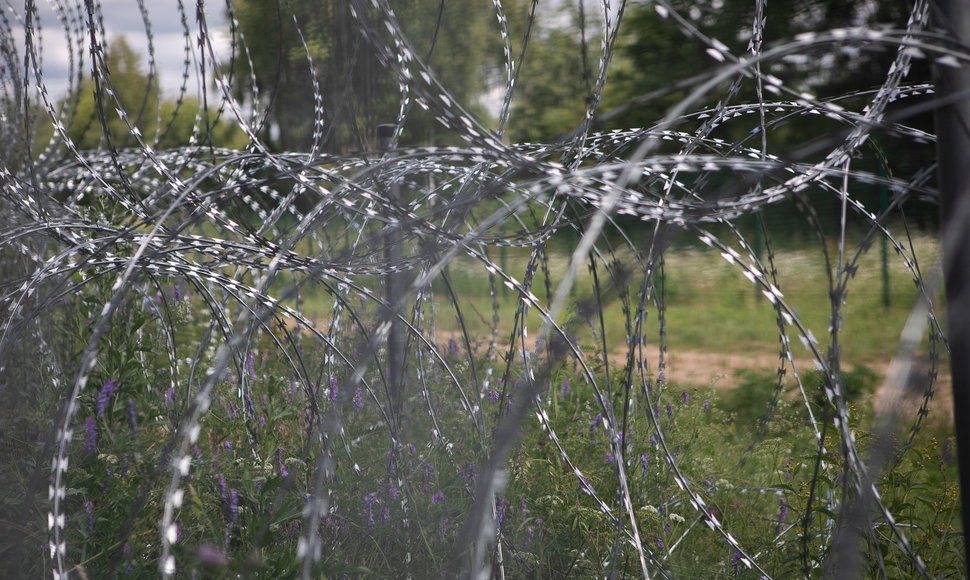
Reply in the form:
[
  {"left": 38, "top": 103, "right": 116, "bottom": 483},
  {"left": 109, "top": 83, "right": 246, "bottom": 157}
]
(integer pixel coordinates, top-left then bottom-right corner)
[
  {"left": 628, "top": 346, "right": 953, "bottom": 424},
  {"left": 646, "top": 348, "right": 822, "bottom": 389},
  {"left": 297, "top": 321, "right": 955, "bottom": 423}
]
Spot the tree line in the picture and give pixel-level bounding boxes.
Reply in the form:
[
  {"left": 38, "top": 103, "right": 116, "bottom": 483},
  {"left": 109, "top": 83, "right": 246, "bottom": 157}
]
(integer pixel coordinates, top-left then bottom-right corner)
[{"left": 52, "top": 0, "right": 933, "bottom": 180}]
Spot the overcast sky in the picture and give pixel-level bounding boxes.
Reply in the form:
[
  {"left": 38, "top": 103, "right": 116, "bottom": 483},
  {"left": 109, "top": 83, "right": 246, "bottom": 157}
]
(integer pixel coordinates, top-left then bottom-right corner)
[
  {"left": 12, "top": 0, "right": 231, "bottom": 100},
  {"left": 11, "top": 0, "right": 610, "bottom": 106}
]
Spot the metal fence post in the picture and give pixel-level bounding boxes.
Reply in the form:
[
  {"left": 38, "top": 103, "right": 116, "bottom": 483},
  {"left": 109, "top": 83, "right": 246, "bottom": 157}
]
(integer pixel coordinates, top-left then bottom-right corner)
[
  {"left": 932, "top": 0, "right": 970, "bottom": 566},
  {"left": 379, "top": 124, "right": 407, "bottom": 426}
]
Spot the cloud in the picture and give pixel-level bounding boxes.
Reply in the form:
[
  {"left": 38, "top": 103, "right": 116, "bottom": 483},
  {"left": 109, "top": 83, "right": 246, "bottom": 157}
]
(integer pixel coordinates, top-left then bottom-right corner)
[{"left": 10, "top": 0, "right": 229, "bottom": 101}]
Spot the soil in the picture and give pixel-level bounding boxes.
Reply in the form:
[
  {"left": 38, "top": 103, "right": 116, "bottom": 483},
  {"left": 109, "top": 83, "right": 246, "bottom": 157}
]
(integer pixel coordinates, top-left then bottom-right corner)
[{"left": 296, "top": 321, "right": 955, "bottom": 425}]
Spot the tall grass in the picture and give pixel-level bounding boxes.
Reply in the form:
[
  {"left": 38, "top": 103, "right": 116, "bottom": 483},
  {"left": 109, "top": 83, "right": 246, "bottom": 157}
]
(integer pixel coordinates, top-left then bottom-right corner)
[{"left": 0, "top": 0, "right": 961, "bottom": 578}]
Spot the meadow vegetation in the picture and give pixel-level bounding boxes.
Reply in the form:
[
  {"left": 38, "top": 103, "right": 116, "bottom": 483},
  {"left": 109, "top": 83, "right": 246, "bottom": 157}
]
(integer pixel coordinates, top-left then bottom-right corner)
[
  {"left": 0, "top": 0, "right": 961, "bottom": 577},
  {"left": 1, "top": 229, "right": 958, "bottom": 577}
]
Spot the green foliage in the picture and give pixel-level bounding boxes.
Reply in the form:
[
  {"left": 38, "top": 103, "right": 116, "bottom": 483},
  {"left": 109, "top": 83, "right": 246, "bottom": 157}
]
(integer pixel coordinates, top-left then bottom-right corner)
[
  {"left": 229, "top": 0, "right": 501, "bottom": 151},
  {"left": 65, "top": 37, "right": 161, "bottom": 150},
  {"left": 504, "top": 0, "right": 935, "bottom": 232},
  {"left": 610, "top": 0, "right": 924, "bottom": 127},
  {"left": 54, "top": 36, "right": 246, "bottom": 151},
  {"left": 508, "top": 26, "right": 594, "bottom": 143},
  {"left": 722, "top": 364, "right": 878, "bottom": 428},
  {"left": 1, "top": 270, "right": 959, "bottom": 577}
]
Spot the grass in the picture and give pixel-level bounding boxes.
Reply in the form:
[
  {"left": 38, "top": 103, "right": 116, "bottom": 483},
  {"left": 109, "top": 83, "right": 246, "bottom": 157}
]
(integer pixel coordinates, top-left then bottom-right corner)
[
  {"left": 295, "top": 226, "right": 942, "bottom": 370},
  {"left": 0, "top": 235, "right": 958, "bottom": 577}
]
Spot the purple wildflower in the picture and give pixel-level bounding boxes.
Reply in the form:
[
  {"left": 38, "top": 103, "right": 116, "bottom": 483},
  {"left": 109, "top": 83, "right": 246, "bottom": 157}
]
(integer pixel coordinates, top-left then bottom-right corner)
[
  {"left": 776, "top": 496, "right": 789, "bottom": 532},
  {"left": 122, "top": 544, "right": 132, "bottom": 576},
  {"left": 387, "top": 482, "right": 399, "bottom": 502},
  {"left": 496, "top": 498, "right": 508, "bottom": 526},
  {"left": 126, "top": 399, "right": 138, "bottom": 436},
  {"left": 363, "top": 492, "right": 379, "bottom": 528},
  {"left": 329, "top": 376, "right": 338, "bottom": 405},
  {"left": 96, "top": 379, "right": 118, "bottom": 417},
  {"left": 649, "top": 435, "right": 657, "bottom": 446},
  {"left": 439, "top": 516, "right": 450, "bottom": 538},
  {"left": 704, "top": 399, "right": 710, "bottom": 412},
  {"left": 84, "top": 416, "right": 98, "bottom": 453},
  {"left": 228, "top": 490, "right": 239, "bottom": 527},
  {"left": 732, "top": 551, "right": 742, "bottom": 573},
  {"left": 245, "top": 351, "right": 256, "bottom": 380},
  {"left": 681, "top": 391, "right": 690, "bottom": 405},
  {"left": 590, "top": 412, "right": 602, "bottom": 433},
  {"left": 561, "top": 377, "right": 570, "bottom": 398},
  {"left": 387, "top": 448, "right": 399, "bottom": 477},
  {"left": 277, "top": 446, "right": 288, "bottom": 478},
  {"left": 218, "top": 474, "right": 228, "bottom": 500},
  {"left": 163, "top": 387, "right": 175, "bottom": 409},
  {"left": 487, "top": 389, "right": 499, "bottom": 403},
  {"left": 664, "top": 522, "right": 671, "bottom": 535},
  {"left": 224, "top": 493, "right": 238, "bottom": 549},
  {"left": 606, "top": 451, "right": 615, "bottom": 465},
  {"left": 197, "top": 545, "right": 228, "bottom": 567},
  {"left": 84, "top": 501, "right": 94, "bottom": 536},
  {"left": 353, "top": 387, "right": 362, "bottom": 415},
  {"left": 174, "top": 283, "right": 182, "bottom": 302},
  {"left": 447, "top": 338, "right": 460, "bottom": 357},
  {"left": 462, "top": 463, "right": 477, "bottom": 485},
  {"left": 257, "top": 415, "right": 266, "bottom": 434},
  {"left": 523, "top": 526, "right": 534, "bottom": 548},
  {"left": 431, "top": 491, "right": 446, "bottom": 505},
  {"left": 224, "top": 441, "right": 232, "bottom": 453},
  {"left": 227, "top": 400, "right": 237, "bottom": 419},
  {"left": 640, "top": 453, "right": 649, "bottom": 477},
  {"left": 666, "top": 403, "right": 673, "bottom": 418}
]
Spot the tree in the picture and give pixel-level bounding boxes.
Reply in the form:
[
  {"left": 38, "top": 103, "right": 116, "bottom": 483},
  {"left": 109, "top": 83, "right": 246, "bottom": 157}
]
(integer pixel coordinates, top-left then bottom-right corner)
[
  {"left": 61, "top": 36, "right": 245, "bottom": 151},
  {"left": 65, "top": 36, "right": 159, "bottom": 150},
  {"left": 609, "top": 0, "right": 931, "bottom": 129},
  {"left": 227, "top": 0, "right": 500, "bottom": 152},
  {"left": 500, "top": 0, "right": 936, "bottom": 233},
  {"left": 506, "top": 24, "right": 594, "bottom": 144},
  {"left": 503, "top": 1, "right": 931, "bottom": 142}
]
